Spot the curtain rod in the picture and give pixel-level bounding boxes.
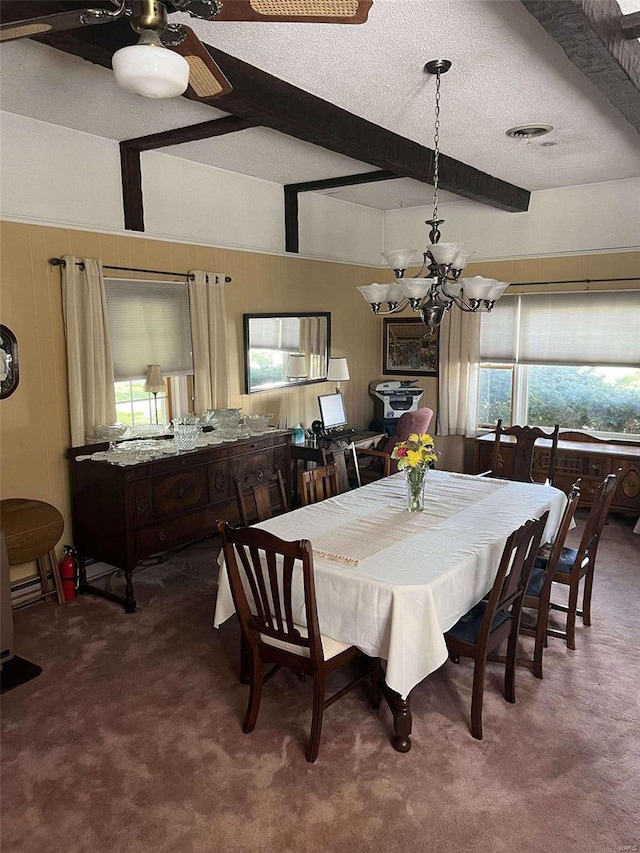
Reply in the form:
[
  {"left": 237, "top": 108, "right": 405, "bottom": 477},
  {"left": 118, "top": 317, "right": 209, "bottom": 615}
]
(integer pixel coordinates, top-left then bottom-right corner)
[
  {"left": 511, "top": 276, "right": 639, "bottom": 286},
  {"left": 48, "top": 258, "right": 232, "bottom": 284}
]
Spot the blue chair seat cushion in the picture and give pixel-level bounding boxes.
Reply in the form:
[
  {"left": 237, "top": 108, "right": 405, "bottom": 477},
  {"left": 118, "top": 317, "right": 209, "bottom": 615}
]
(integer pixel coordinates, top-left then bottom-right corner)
[
  {"left": 534, "top": 546, "right": 577, "bottom": 575},
  {"left": 446, "top": 601, "right": 510, "bottom": 644},
  {"left": 526, "top": 566, "right": 547, "bottom": 597}
]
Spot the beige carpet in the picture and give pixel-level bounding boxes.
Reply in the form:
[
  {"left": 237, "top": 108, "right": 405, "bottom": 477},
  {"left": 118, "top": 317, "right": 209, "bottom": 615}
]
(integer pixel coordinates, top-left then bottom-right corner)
[{"left": 1, "top": 512, "right": 639, "bottom": 853}]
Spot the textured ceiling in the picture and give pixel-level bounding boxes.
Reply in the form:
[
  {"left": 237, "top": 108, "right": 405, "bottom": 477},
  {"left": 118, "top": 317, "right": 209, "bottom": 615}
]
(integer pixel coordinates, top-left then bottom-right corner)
[{"left": 1, "top": 0, "right": 639, "bottom": 211}]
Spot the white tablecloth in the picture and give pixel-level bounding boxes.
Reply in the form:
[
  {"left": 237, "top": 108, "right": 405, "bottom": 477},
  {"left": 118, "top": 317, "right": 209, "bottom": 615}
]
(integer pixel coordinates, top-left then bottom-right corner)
[{"left": 214, "top": 470, "right": 567, "bottom": 699}]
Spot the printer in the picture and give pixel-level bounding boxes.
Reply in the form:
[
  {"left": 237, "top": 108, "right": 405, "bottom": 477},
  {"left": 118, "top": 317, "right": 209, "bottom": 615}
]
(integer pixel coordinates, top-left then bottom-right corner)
[{"left": 369, "top": 380, "right": 424, "bottom": 433}]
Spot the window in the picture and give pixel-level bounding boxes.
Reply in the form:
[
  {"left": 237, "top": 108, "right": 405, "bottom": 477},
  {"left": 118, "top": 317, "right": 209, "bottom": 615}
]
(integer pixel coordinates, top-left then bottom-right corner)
[
  {"left": 114, "top": 379, "right": 168, "bottom": 426},
  {"left": 477, "top": 291, "right": 640, "bottom": 439},
  {"left": 105, "top": 278, "right": 193, "bottom": 421}
]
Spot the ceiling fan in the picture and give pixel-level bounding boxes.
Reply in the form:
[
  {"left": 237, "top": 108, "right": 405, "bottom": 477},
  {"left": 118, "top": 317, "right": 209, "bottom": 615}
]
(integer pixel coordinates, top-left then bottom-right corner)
[{"left": 0, "top": 0, "right": 372, "bottom": 99}]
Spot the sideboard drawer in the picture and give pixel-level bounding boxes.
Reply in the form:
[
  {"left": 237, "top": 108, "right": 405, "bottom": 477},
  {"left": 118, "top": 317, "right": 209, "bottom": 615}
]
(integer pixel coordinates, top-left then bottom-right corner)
[
  {"left": 152, "top": 467, "right": 208, "bottom": 518},
  {"left": 135, "top": 507, "right": 217, "bottom": 555}
]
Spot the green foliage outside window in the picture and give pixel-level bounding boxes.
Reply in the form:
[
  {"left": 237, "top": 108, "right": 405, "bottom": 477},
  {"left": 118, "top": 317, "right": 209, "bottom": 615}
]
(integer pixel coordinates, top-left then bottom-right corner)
[
  {"left": 249, "top": 351, "right": 287, "bottom": 390},
  {"left": 528, "top": 366, "right": 640, "bottom": 434},
  {"left": 478, "top": 365, "right": 640, "bottom": 434}
]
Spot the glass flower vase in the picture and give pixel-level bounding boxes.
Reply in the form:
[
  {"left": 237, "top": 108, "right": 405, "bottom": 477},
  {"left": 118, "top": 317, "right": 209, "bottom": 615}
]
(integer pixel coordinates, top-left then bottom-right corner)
[{"left": 406, "top": 467, "right": 427, "bottom": 512}]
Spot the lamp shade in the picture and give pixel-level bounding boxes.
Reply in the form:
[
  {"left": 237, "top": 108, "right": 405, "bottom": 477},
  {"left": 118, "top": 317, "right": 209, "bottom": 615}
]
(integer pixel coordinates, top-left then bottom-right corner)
[
  {"left": 286, "top": 354, "right": 308, "bottom": 379},
  {"left": 327, "top": 357, "right": 350, "bottom": 382},
  {"left": 144, "top": 364, "right": 166, "bottom": 393},
  {"left": 112, "top": 31, "right": 190, "bottom": 99}
]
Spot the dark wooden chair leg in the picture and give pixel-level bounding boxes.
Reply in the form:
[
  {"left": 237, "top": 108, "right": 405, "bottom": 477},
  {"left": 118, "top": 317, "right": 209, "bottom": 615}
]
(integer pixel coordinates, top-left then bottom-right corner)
[
  {"left": 470, "top": 655, "right": 487, "bottom": 740},
  {"left": 566, "top": 583, "right": 580, "bottom": 650},
  {"left": 243, "top": 652, "right": 263, "bottom": 734},
  {"left": 533, "top": 587, "right": 552, "bottom": 679},
  {"left": 582, "top": 569, "right": 595, "bottom": 626},
  {"left": 307, "top": 671, "right": 326, "bottom": 763}
]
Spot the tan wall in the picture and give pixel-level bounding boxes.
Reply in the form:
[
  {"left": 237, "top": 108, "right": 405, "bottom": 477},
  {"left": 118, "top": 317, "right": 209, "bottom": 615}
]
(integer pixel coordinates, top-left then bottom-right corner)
[
  {"left": 1, "top": 219, "right": 637, "bottom": 581},
  {"left": 0, "top": 221, "right": 395, "bottom": 580}
]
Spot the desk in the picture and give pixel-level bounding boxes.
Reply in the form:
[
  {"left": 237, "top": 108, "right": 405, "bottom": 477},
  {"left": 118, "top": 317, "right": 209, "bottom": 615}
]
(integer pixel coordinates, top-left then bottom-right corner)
[
  {"left": 290, "top": 432, "right": 383, "bottom": 465},
  {"left": 215, "top": 470, "right": 566, "bottom": 752},
  {"left": 290, "top": 432, "right": 384, "bottom": 499}
]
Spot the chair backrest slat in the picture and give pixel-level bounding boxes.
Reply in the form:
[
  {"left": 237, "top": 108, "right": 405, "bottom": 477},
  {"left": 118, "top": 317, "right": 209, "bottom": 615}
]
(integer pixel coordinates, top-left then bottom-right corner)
[
  {"left": 491, "top": 420, "right": 560, "bottom": 485},
  {"left": 322, "top": 444, "right": 360, "bottom": 494},
  {"left": 218, "top": 523, "right": 321, "bottom": 656},
  {"left": 571, "top": 470, "right": 620, "bottom": 575},
  {"left": 545, "top": 480, "right": 581, "bottom": 573},
  {"left": 300, "top": 464, "right": 339, "bottom": 506},
  {"left": 481, "top": 514, "right": 547, "bottom": 643},
  {"left": 233, "top": 469, "right": 289, "bottom": 526}
]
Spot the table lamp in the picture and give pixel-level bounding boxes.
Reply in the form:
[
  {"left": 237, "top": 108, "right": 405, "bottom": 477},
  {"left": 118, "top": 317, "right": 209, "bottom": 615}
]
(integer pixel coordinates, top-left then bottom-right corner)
[
  {"left": 327, "top": 357, "right": 350, "bottom": 393},
  {"left": 144, "top": 364, "right": 166, "bottom": 424},
  {"left": 286, "top": 354, "right": 308, "bottom": 381}
]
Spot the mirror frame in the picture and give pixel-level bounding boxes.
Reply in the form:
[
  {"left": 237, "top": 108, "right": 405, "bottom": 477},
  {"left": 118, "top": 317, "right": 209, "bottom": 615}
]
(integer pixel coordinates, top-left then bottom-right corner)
[{"left": 243, "top": 312, "right": 331, "bottom": 395}]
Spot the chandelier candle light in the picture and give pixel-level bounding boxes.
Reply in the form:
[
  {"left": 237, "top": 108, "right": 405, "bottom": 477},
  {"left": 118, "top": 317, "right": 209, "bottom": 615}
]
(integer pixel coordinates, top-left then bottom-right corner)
[
  {"left": 391, "top": 433, "right": 440, "bottom": 512},
  {"left": 357, "top": 60, "right": 509, "bottom": 331}
]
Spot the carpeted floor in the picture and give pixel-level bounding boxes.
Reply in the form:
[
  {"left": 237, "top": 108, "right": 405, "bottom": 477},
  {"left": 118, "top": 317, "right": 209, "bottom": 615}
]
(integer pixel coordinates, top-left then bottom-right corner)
[{"left": 1, "top": 511, "right": 639, "bottom": 853}]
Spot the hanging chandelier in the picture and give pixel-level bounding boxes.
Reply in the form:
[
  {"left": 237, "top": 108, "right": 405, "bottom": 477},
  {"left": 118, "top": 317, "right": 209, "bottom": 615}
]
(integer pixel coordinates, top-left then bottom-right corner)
[{"left": 357, "top": 60, "right": 509, "bottom": 331}]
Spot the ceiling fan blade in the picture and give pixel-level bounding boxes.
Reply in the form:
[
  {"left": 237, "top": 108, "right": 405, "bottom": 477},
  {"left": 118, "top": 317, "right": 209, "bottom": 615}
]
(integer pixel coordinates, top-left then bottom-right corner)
[
  {"left": 181, "top": 0, "right": 372, "bottom": 24},
  {"left": 168, "top": 25, "right": 232, "bottom": 100},
  {"left": 0, "top": 4, "right": 125, "bottom": 43}
]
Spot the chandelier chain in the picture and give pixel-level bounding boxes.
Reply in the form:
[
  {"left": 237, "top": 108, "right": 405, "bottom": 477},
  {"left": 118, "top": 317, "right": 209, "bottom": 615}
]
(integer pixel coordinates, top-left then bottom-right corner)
[{"left": 432, "top": 69, "right": 441, "bottom": 224}]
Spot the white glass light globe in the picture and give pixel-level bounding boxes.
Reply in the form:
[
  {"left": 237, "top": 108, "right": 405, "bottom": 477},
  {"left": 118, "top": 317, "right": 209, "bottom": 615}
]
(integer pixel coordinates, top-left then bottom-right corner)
[{"left": 113, "top": 41, "right": 190, "bottom": 99}]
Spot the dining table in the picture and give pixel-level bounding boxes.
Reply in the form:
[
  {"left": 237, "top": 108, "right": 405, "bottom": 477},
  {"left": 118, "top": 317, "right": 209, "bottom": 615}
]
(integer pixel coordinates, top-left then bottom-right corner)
[{"left": 214, "top": 469, "right": 568, "bottom": 752}]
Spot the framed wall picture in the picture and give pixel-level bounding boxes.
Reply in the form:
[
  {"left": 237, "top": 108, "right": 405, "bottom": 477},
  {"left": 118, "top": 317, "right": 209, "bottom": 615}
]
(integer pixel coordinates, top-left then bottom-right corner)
[
  {"left": 0, "top": 325, "right": 19, "bottom": 399},
  {"left": 383, "top": 318, "right": 438, "bottom": 376}
]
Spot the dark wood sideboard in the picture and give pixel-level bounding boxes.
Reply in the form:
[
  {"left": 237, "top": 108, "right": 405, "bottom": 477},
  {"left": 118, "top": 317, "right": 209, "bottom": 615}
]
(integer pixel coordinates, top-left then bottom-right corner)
[
  {"left": 474, "top": 431, "right": 640, "bottom": 515},
  {"left": 68, "top": 431, "right": 291, "bottom": 613}
]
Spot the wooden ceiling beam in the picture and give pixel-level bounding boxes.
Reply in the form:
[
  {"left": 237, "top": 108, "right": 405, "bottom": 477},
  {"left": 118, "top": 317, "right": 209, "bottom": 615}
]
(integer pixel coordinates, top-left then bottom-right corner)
[
  {"left": 120, "top": 116, "right": 254, "bottom": 230},
  {"left": 621, "top": 11, "right": 640, "bottom": 41},
  {"left": 0, "top": 0, "right": 531, "bottom": 214},
  {"left": 284, "top": 170, "right": 402, "bottom": 252},
  {"left": 520, "top": 0, "right": 640, "bottom": 134}
]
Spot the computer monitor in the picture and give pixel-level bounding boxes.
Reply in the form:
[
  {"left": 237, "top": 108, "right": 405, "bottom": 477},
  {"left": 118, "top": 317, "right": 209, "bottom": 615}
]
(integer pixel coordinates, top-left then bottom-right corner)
[{"left": 318, "top": 392, "right": 348, "bottom": 430}]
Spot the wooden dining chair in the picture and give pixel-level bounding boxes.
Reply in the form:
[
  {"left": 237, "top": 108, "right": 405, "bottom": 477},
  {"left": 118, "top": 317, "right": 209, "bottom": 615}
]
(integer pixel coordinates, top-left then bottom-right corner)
[
  {"left": 299, "top": 464, "right": 339, "bottom": 506},
  {"left": 444, "top": 513, "right": 547, "bottom": 740},
  {"left": 543, "top": 470, "right": 620, "bottom": 650},
  {"left": 486, "top": 419, "right": 560, "bottom": 485},
  {"left": 217, "top": 521, "right": 374, "bottom": 762},
  {"left": 519, "top": 481, "right": 582, "bottom": 678},
  {"left": 233, "top": 468, "right": 289, "bottom": 526},
  {"left": 321, "top": 444, "right": 361, "bottom": 494}
]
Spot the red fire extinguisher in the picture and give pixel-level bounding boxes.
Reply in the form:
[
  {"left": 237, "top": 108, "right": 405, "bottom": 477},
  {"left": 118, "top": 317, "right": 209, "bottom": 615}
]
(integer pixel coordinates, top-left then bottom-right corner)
[{"left": 60, "top": 546, "right": 78, "bottom": 602}]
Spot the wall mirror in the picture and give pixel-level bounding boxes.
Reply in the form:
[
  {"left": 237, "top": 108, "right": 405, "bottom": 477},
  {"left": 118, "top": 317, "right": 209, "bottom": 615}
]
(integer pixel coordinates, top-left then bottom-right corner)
[{"left": 243, "top": 313, "right": 331, "bottom": 394}]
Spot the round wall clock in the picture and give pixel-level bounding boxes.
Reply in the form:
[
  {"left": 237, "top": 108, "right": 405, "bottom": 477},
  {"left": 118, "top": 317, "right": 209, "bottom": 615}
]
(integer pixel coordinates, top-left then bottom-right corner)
[{"left": 0, "top": 325, "right": 19, "bottom": 399}]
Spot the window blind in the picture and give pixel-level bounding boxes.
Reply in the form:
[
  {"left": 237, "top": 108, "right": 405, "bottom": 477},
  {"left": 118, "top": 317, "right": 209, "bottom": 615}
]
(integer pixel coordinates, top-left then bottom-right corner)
[
  {"left": 248, "top": 317, "right": 300, "bottom": 351},
  {"left": 480, "top": 290, "right": 640, "bottom": 367},
  {"left": 105, "top": 279, "right": 193, "bottom": 380}
]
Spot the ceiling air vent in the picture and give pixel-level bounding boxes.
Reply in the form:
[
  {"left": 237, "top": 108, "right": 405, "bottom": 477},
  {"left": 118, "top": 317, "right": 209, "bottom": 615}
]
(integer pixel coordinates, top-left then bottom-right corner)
[{"left": 505, "top": 124, "right": 554, "bottom": 140}]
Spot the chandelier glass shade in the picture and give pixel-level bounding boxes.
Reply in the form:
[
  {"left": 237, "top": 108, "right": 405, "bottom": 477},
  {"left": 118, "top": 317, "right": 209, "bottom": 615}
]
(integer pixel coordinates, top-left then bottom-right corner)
[{"left": 357, "top": 60, "right": 509, "bottom": 331}]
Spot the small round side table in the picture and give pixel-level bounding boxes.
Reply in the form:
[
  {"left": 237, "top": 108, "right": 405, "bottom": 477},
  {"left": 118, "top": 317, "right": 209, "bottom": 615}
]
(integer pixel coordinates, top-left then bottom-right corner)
[{"left": 0, "top": 499, "right": 65, "bottom": 604}]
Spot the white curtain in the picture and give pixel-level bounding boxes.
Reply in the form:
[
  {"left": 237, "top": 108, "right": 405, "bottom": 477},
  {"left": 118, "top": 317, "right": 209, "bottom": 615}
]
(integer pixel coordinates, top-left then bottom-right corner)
[
  {"left": 188, "top": 271, "right": 230, "bottom": 412},
  {"left": 437, "top": 308, "right": 480, "bottom": 438},
  {"left": 61, "top": 256, "right": 116, "bottom": 446},
  {"left": 300, "top": 316, "right": 328, "bottom": 380}
]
